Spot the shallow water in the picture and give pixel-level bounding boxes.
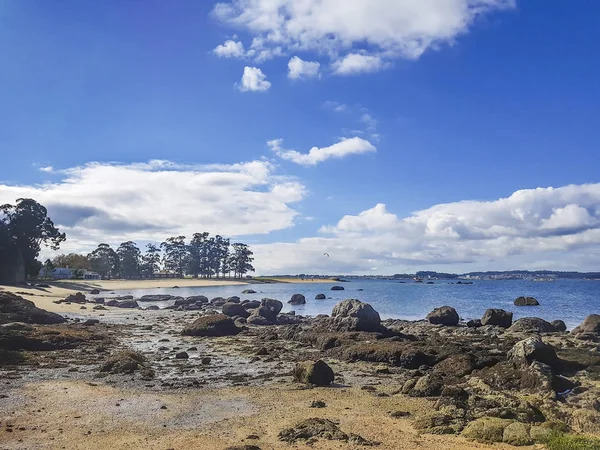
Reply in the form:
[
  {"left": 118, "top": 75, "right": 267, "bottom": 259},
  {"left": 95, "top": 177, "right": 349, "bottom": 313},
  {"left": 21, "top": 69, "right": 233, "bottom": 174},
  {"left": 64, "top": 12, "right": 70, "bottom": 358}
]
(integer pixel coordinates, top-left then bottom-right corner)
[{"left": 108, "top": 279, "right": 600, "bottom": 330}]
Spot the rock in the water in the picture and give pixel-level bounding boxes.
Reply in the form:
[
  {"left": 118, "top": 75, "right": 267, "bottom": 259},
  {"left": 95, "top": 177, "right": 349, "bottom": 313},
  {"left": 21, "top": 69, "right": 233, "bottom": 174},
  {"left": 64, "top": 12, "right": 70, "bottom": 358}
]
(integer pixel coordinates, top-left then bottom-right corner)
[
  {"left": 551, "top": 320, "right": 567, "bottom": 332},
  {"left": 289, "top": 294, "right": 306, "bottom": 305},
  {"left": 139, "top": 294, "right": 173, "bottom": 302},
  {"left": 315, "top": 294, "right": 326, "bottom": 300},
  {"left": 0, "top": 292, "right": 66, "bottom": 325},
  {"left": 242, "top": 289, "right": 257, "bottom": 294},
  {"left": 90, "top": 289, "right": 100, "bottom": 295},
  {"left": 330, "top": 286, "right": 345, "bottom": 291},
  {"left": 222, "top": 302, "right": 250, "bottom": 318},
  {"left": 117, "top": 300, "right": 138, "bottom": 308},
  {"left": 174, "top": 295, "right": 208, "bottom": 306},
  {"left": 514, "top": 296, "right": 540, "bottom": 306},
  {"left": 508, "top": 336, "right": 558, "bottom": 368},
  {"left": 481, "top": 308, "right": 513, "bottom": 328},
  {"left": 257, "top": 298, "right": 283, "bottom": 321},
  {"left": 293, "top": 360, "right": 334, "bottom": 386},
  {"left": 426, "top": 306, "right": 459, "bottom": 326},
  {"left": 182, "top": 314, "right": 240, "bottom": 337},
  {"left": 330, "top": 299, "right": 381, "bottom": 332},
  {"left": 571, "top": 314, "right": 600, "bottom": 335},
  {"left": 508, "top": 317, "right": 556, "bottom": 333}
]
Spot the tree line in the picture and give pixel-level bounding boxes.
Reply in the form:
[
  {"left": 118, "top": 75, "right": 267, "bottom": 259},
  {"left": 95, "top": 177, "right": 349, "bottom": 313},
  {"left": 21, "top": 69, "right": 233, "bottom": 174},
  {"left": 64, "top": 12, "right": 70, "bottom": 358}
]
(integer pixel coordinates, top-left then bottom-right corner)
[{"left": 44, "top": 234, "right": 255, "bottom": 280}]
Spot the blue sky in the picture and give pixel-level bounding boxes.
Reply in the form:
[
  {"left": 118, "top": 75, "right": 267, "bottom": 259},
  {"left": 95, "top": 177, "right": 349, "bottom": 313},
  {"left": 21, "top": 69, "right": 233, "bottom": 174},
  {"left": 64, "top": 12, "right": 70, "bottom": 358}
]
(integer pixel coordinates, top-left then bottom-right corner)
[{"left": 2, "top": 0, "right": 600, "bottom": 274}]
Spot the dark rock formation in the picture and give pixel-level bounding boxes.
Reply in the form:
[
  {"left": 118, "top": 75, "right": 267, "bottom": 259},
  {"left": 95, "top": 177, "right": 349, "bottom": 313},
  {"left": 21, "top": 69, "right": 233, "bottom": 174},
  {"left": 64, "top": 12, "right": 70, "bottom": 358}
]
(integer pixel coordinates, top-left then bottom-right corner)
[
  {"left": 481, "top": 309, "right": 513, "bottom": 328},
  {"left": 508, "top": 336, "right": 558, "bottom": 368},
  {"left": 514, "top": 296, "right": 540, "bottom": 306},
  {"left": 289, "top": 294, "right": 306, "bottom": 305},
  {"left": 330, "top": 286, "right": 345, "bottom": 291},
  {"left": 182, "top": 314, "right": 240, "bottom": 337},
  {"left": 293, "top": 360, "right": 334, "bottom": 385},
  {"left": 139, "top": 294, "right": 173, "bottom": 302},
  {"left": 0, "top": 292, "right": 65, "bottom": 325},
  {"left": 330, "top": 299, "right": 381, "bottom": 332},
  {"left": 551, "top": 320, "right": 567, "bottom": 332},
  {"left": 508, "top": 317, "right": 556, "bottom": 334},
  {"left": 222, "top": 302, "right": 250, "bottom": 318},
  {"left": 315, "top": 294, "right": 326, "bottom": 300},
  {"left": 426, "top": 306, "right": 459, "bottom": 326},
  {"left": 242, "top": 289, "right": 257, "bottom": 294}
]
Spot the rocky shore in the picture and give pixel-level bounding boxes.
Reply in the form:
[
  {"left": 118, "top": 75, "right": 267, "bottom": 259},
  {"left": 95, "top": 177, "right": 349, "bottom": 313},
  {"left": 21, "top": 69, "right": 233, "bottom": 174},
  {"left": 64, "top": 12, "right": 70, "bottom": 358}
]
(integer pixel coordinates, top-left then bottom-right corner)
[{"left": 1, "top": 290, "right": 599, "bottom": 449}]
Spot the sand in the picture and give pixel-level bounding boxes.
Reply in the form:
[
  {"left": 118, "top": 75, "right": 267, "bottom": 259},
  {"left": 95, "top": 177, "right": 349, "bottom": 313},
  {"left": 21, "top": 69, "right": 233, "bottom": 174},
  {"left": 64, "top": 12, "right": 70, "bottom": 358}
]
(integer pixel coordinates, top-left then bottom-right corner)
[{"left": 0, "top": 380, "right": 517, "bottom": 450}]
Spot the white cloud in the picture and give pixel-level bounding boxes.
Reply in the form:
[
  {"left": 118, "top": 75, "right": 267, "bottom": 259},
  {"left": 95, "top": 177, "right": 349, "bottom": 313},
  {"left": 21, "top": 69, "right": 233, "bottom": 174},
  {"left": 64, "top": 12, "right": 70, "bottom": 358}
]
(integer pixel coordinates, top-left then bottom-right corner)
[
  {"left": 323, "top": 101, "right": 349, "bottom": 113},
  {"left": 212, "top": 0, "right": 515, "bottom": 71},
  {"left": 268, "top": 137, "right": 376, "bottom": 166},
  {"left": 238, "top": 66, "right": 271, "bottom": 92},
  {"left": 252, "top": 184, "right": 600, "bottom": 274},
  {"left": 39, "top": 166, "right": 54, "bottom": 173},
  {"left": 0, "top": 160, "right": 305, "bottom": 255},
  {"left": 287, "top": 56, "right": 321, "bottom": 80},
  {"left": 213, "top": 39, "right": 246, "bottom": 58},
  {"left": 332, "top": 53, "right": 388, "bottom": 75}
]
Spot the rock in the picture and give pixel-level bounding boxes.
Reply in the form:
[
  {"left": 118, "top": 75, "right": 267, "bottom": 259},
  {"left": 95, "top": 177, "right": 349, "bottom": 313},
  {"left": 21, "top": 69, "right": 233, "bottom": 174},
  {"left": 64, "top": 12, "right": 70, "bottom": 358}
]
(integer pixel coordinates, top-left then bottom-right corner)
[
  {"left": 310, "top": 400, "right": 327, "bottom": 408},
  {"left": 508, "top": 317, "right": 556, "bottom": 333},
  {"left": 100, "top": 351, "right": 148, "bottom": 374},
  {"left": 210, "top": 297, "right": 228, "bottom": 307},
  {"left": 315, "top": 294, "right": 326, "bottom": 300},
  {"left": 467, "top": 319, "right": 482, "bottom": 328},
  {"left": 572, "top": 314, "right": 600, "bottom": 335},
  {"left": 224, "top": 446, "right": 262, "bottom": 450},
  {"left": 139, "top": 295, "right": 173, "bottom": 302},
  {"left": 289, "top": 294, "right": 306, "bottom": 305},
  {"left": 0, "top": 292, "right": 66, "bottom": 325},
  {"left": 228, "top": 296, "right": 241, "bottom": 303},
  {"left": 330, "top": 299, "right": 381, "bottom": 332},
  {"left": 83, "top": 319, "right": 100, "bottom": 326},
  {"left": 508, "top": 336, "right": 558, "bottom": 368},
  {"left": 502, "top": 422, "right": 533, "bottom": 446},
  {"left": 175, "top": 351, "right": 189, "bottom": 359},
  {"left": 242, "top": 289, "right": 257, "bottom": 294},
  {"left": 182, "top": 314, "right": 240, "bottom": 337},
  {"left": 330, "top": 286, "right": 345, "bottom": 291},
  {"left": 481, "top": 309, "right": 513, "bottom": 328},
  {"left": 247, "top": 314, "right": 272, "bottom": 326},
  {"left": 105, "top": 300, "right": 119, "bottom": 307},
  {"left": 174, "top": 296, "right": 205, "bottom": 306},
  {"left": 222, "top": 302, "right": 250, "bottom": 318},
  {"left": 278, "top": 418, "right": 348, "bottom": 443},
  {"left": 551, "top": 320, "right": 567, "bottom": 332},
  {"left": 408, "top": 374, "right": 443, "bottom": 397},
  {"left": 426, "top": 306, "right": 459, "bottom": 326},
  {"left": 94, "top": 298, "right": 105, "bottom": 304},
  {"left": 242, "top": 300, "right": 261, "bottom": 309},
  {"left": 257, "top": 298, "right": 283, "bottom": 321},
  {"left": 117, "top": 300, "right": 138, "bottom": 308},
  {"left": 65, "top": 292, "right": 86, "bottom": 303},
  {"left": 90, "top": 289, "right": 100, "bottom": 295},
  {"left": 514, "top": 296, "right": 540, "bottom": 306},
  {"left": 201, "top": 357, "right": 211, "bottom": 365},
  {"left": 93, "top": 305, "right": 107, "bottom": 310},
  {"left": 462, "top": 417, "right": 514, "bottom": 443},
  {"left": 145, "top": 305, "right": 159, "bottom": 311},
  {"left": 293, "top": 360, "right": 335, "bottom": 386}
]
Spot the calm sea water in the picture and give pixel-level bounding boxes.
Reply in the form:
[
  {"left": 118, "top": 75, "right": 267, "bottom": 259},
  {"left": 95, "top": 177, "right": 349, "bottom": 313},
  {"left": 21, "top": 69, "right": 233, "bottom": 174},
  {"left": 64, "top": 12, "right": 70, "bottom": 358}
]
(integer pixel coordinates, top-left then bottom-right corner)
[{"left": 120, "top": 279, "right": 600, "bottom": 330}]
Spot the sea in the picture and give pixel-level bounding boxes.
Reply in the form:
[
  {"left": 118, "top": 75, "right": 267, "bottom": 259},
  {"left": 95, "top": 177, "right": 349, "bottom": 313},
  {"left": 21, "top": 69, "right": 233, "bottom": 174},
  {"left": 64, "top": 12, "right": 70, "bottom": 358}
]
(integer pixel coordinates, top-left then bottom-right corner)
[{"left": 119, "top": 279, "right": 600, "bottom": 330}]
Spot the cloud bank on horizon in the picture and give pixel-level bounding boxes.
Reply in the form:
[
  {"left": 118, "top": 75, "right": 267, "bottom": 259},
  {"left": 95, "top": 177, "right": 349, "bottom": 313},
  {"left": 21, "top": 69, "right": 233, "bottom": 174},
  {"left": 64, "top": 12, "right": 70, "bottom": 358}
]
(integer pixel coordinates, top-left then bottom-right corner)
[{"left": 2, "top": 163, "right": 600, "bottom": 274}]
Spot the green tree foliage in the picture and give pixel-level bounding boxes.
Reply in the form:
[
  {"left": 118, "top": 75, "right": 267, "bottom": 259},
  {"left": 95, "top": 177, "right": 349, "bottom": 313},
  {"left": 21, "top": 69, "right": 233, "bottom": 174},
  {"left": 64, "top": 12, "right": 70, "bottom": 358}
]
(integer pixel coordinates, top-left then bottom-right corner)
[
  {"left": 187, "top": 232, "right": 209, "bottom": 278},
  {"left": 0, "top": 198, "right": 66, "bottom": 280},
  {"left": 88, "top": 243, "right": 120, "bottom": 279},
  {"left": 41, "top": 259, "right": 55, "bottom": 278},
  {"left": 116, "top": 241, "right": 141, "bottom": 279},
  {"left": 160, "top": 236, "right": 187, "bottom": 278},
  {"left": 231, "top": 243, "right": 255, "bottom": 278},
  {"left": 52, "top": 253, "right": 91, "bottom": 270},
  {"left": 140, "top": 243, "right": 161, "bottom": 278}
]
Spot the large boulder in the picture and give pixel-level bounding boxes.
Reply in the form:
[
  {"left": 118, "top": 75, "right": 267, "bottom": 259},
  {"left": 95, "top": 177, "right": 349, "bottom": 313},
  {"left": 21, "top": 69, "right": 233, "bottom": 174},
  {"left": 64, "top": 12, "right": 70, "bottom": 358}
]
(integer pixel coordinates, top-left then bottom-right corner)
[
  {"left": 507, "top": 336, "right": 558, "bottom": 368},
  {"left": 551, "top": 320, "right": 567, "bottom": 332},
  {"left": 289, "top": 294, "right": 306, "bottom": 305},
  {"left": 258, "top": 298, "right": 283, "bottom": 321},
  {"left": 117, "top": 300, "right": 138, "bottom": 308},
  {"left": 222, "top": 302, "right": 250, "bottom": 319},
  {"left": 514, "top": 296, "right": 540, "bottom": 306},
  {"left": 139, "top": 294, "right": 173, "bottom": 302},
  {"left": 0, "top": 292, "right": 66, "bottom": 325},
  {"left": 210, "top": 297, "right": 228, "bottom": 307},
  {"left": 247, "top": 314, "right": 272, "bottom": 326},
  {"left": 293, "top": 360, "right": 334, "bottom": 386},
  {"left": 426, "top": 306, "right": 459, "bottom": 326},
  {"left": 64, "top": 292, "right": 86, "bottom": 304},
  {"left": 175, "top": 295, "right": 208, "bottom": 306},
  {"left": 481, "top": 309, "right": 513, "bottom": 328},
  {"left": 330, "top": 299, "right": 381, "bottom": 332},
  {"left": 242, "top": 300, "right": 261, "bottom": 309},
  {"left": 315, "top": 294, "right": 326, "bottom": 300},
  {"left": 508, "top": 317, "right": 556, "bottom": 333},
  {"left": 182, "top": 314, "right": 240, "bottom": 337},
  {"left": 572, "top": 314, "right": 600, "bottom": 335},
  {"left": 330, "top": 286, "right": 345, "bottom": 291},
  {"left": 241, "top": 289, "right": 257, "bottom": 294}
]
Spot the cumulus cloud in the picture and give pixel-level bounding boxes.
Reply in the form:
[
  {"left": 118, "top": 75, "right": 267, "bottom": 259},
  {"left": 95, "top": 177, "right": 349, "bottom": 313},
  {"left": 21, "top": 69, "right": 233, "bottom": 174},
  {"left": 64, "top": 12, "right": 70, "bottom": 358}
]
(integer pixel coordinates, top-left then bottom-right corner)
[
  {"left": 332, "top": 54, "right": 388, "bottom": 75},
  {"left": 268, "top": 137, "right": 376, "bottom": 166},
  {"left": 213, "top": 39, "right": 246, "bottom": 58},
  {"left": 287, "top": 56, "right": 321, "bottom": 80},
  {"left": 212, "top": 0, "right": 515, "bottom": 71},
  {"left": 0, "top": 160, "right": 305, "bottom": 255},
  {"left": 238, "top": 66, "right": 271, "bottom": 92},
  {"left": 253, "top": 184, "right": 600, "bottom": 274}
]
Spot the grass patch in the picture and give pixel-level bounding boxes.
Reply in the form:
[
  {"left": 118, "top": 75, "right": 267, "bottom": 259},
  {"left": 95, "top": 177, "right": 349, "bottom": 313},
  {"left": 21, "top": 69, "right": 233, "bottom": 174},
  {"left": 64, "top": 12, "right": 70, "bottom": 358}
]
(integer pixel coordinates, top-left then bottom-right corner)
[{"left": 545, "top": 432, "right": 600, "bottom": 450}]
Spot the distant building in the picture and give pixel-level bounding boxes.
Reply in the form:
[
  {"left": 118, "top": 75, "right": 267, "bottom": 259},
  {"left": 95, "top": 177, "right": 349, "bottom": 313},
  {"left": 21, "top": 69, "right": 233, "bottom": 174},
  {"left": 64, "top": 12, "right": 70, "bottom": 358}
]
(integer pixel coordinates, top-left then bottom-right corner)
[
  {"left": 83, "top": 271, "right": 101, "bottom": 280},
  {"left": 153, "top": 270, "right": 178, "bottom": 279},
  {"left": 51, "top": 268, "right": 74, "bottom": 279}
]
